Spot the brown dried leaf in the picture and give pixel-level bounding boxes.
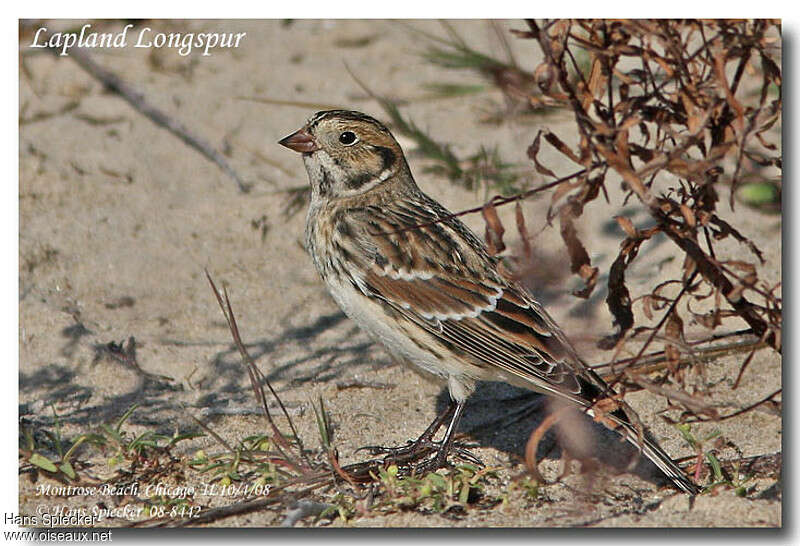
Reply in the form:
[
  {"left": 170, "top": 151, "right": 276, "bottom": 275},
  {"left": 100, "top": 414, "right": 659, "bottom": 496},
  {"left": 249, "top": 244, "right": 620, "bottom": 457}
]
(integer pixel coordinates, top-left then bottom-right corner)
[
  {"left": 618, "top": 114, "right": 641, "bottom": 131},
  {"left": 724, "top": 260, "right": 756, "bottom": 274},
  {"left": 482, "top": 202, "right": 506, "bottom": 256},
  {"left": 584, "top": 54, "right": 607, "bottom": 111},
  {"left": 755, "top": 131, "right": 778, "bottom": 151},
  {"left": 665, "top": 309, "right": 684, "bottom": 342},
  {"left": 653, "top": 55, "right": 675, "bottom": 77},
  {"left": 663, "top": 307, "right": 684, "bottom": 375},
  {"left": 593, "top": 396, "right": 622, "bottom": 418},
  {"left": 710, "top": 215, "right": 765, "bottom": 264},
  {"left": 523, "top": 19, "right": 782, "bottom": 355},
  {"left": 686, "top": 294, "right": 730, "bottom": 330},
  {"left": 524, "top": 409, "right": 561, "bottom": 483},
  {"left": 605, "top": 249, "right": 634, "bottom": 341},
  {"left": 615, "top": 127, "right": 630, "bottom": 167},
  {"left": 533, "top": 62, "right": 556, "bottom": 93},
  {"left": 682, "top": 92, "right": 701, "bottom": 133},
  {"left": 527, "top": 130, "right": 557, "bottom": 178},
  {"left": 547, "top": 19, "right": 571, "bottom": 56},
  {"left": 510, "top": 27, "right": 537, "bottom": 39},
  {"left": 682, "top": 254, "right": 697, "bottom": 281},
  {"left": 575, "top": 264, "right": 599, "bottom": 299},
  {"left": 679, "top": 204, "right": 696, "bottom": 228},
  {"left": 642, "top": 295, "right": 654, "bottom": 321},
  {"left": 615, "top": 215, "right": 638, "bottom": 238},
  {"left": 728, "top": 283, "right": 746, "bottom": 303},
  {"left": 613, "top": 68, "right": 634, "bottom": 86},
  {"left": 760, "top": 51, "right": 782, "bottom": 86},
  {"left": 714, "top": 54, "right": 745, "bottom": 122},
  {"left": 633, "top": 375, "right": 716, "bottom": 417},
  {"left": 559, "top": 204, "right": 597, "bottom": 299},
  {"left": 578, "top": 133, "right": 592, "bottom": 167},
  {"left": 543, "top": 130, "right": 582, "bottom": 165},
  {"left": 665, "top": 345, "right": 681, "bottom": 369}
]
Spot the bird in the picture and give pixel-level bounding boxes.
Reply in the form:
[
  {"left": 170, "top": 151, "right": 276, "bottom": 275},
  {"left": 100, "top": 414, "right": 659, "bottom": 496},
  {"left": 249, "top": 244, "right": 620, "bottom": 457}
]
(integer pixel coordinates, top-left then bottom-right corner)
[{"left": 279, "top": 109, "right": 700, "bottom": 495}]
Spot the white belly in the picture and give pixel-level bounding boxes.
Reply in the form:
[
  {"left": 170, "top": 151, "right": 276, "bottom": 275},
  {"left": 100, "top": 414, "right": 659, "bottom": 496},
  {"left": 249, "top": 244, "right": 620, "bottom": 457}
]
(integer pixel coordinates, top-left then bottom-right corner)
[{"left": 325, "top": 275, "right": 448, "bottom": 378}]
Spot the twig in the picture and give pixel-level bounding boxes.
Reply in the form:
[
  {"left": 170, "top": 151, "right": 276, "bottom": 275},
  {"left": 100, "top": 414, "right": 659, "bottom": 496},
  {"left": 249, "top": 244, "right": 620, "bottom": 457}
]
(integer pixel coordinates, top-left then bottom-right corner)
[
  {"left": 39, "top": 31, "right": 249, "bottom": 193},
  {"left": 184, "top": 410, "right": 236, "bottom": 453},
  {"left": 524, "top": 405, "right": 572, "bottom": 484},
  {"left": 680, "top": 389, "right": 781, "bottom": 424},
  {"left": 605, "top": 271, "right": 698, "bottom": 390},
  {"left": 591, "top": 335, "right": 767, "bottom": 381},
  {"left": 205, "top": 271, "right": 313, "bottom": 472},
  {"left": 134, "top": 481, "right": 330, "bottom": 527},
  {"left": 382, "top": 165, "right": 598, "bottom": 236}
]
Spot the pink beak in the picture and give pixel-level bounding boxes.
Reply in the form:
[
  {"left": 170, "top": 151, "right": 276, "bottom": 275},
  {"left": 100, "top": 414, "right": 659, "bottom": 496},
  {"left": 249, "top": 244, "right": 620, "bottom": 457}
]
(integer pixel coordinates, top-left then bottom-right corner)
[{"left": 278, "top": 128, "right": 319, "bottom": 154}]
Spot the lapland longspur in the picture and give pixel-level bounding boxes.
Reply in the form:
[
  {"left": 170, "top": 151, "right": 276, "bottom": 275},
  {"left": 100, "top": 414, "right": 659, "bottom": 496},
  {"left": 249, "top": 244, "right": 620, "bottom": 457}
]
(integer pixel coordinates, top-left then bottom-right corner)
[{"left": 279, "top": 110, "right": 699, "bottom": 495}]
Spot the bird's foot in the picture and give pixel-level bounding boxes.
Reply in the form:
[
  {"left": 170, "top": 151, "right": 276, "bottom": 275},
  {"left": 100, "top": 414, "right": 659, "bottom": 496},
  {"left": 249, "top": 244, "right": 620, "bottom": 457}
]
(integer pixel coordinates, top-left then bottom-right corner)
[
  {"left": 357, "top": 439, "right": 439, "bottom": 466},
  {"left": 405, "top": 443, "right": 484, "bottom": 476},
  {"left": 357, "top": 439, "right": 483, "bottom": 476}
]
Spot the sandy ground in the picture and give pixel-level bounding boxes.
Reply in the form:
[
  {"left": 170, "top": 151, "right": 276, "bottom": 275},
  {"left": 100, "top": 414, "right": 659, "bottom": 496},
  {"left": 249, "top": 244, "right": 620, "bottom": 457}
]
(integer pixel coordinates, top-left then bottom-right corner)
[{"left": 19, "top": 19, "right": 781, "bottom": 528}]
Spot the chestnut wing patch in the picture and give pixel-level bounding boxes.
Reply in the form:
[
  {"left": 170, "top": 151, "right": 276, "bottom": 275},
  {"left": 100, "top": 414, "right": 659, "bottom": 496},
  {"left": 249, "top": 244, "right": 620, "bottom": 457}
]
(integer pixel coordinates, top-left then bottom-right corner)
[
  {"left": 339, "top": 203, "right": 595, "bottom": 401},
  {"left": 398, "top": 279, "right": 584, "bottom": 397},
  {"left": 361, "top": 263, "right": 586, "bottom": 397}
]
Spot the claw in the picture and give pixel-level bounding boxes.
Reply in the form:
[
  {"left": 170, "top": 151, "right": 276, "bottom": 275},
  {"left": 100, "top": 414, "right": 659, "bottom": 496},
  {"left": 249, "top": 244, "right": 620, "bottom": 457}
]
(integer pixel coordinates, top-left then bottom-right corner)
[
  {"left": 355, "top": 444, "right": 394, "bottom": 455},
  {"left": 451, "top": 446, "right": 484, "bottom": 467}
]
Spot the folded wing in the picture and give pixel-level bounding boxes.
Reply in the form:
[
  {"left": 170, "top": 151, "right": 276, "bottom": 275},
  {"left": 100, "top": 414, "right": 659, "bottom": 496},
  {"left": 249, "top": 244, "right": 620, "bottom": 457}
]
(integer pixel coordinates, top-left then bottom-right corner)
[{"left": 334, "top": 197, "right": 610, "bottom": 405}]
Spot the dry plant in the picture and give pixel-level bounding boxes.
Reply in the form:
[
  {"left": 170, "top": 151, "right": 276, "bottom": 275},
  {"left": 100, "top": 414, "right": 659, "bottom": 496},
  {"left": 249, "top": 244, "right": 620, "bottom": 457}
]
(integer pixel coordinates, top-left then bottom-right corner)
[{"left": 463, "top": 19, "right": 781, "bottom": 483}]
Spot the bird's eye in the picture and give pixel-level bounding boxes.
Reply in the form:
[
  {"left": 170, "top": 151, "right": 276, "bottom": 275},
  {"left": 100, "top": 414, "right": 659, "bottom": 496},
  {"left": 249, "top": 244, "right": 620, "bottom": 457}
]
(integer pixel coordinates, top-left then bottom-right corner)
[{"left": 339, "top": 131, "right": 358, "bottom": 146}]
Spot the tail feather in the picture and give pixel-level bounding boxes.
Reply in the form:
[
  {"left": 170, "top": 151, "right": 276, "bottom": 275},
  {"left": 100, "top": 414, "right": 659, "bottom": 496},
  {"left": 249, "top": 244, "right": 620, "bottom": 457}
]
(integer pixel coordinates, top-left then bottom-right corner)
[
  {"left": 572, "top": 369, "right": 700, "bottom": 495},
  {"left": 609, "top": 409, "right": 701, "bottom": 495},
  {"left": 636, "top": 430, "right": 701, "bottom": 496}
]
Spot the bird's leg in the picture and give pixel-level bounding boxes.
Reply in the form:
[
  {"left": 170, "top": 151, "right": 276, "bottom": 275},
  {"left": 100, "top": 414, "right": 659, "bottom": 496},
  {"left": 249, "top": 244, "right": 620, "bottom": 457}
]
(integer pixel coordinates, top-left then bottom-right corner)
[
  {"left": 358, "top": 400, "right": 482, "bottom": 472},
  {"left": 358, "top": 401, "right": 457, "bottom": 463},
  {"left": 412, "top": 400, "right": 468, "bottom": 474},
  {"left": 415, "top": 400, "right": 458, "bottom": 445}
]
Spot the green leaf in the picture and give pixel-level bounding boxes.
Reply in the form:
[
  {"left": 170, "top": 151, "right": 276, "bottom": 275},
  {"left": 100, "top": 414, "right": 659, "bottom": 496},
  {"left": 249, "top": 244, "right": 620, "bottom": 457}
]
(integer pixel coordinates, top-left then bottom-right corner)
[
  {"left": 427, "top": 472, "right": 447, "bottom": 489},
  {"left": 676, "top": 423, "right": 698, "bottom": 449},
  {"left": 101, "top": 424, "right": 124, "bottom": 445},
  {"left": 311, "top": 396, "right": 332, "bottom": 449},
  {"left": 22, "top": 427, "right": 35, "bottom": 451},
  {"left": 737, "top": 182, "right": 780, "bottom": 207},
  {"left": 114, "top": 404, "right": 139, "bottom": 433},
  {"left": 29, "top": 453, "right": 58, "bottom": 473},
  {"left": 706, "top": 452, "right": 724, "bottom": 482},
  {"left": 418, "top": 482, "right": 433, "bottom": 497},
  {"left": 58, "top": 461, "right": 76, "bottom": 480},
  {"left": 458, "top": 482, "right": 470, "bottom": 504},
  {"left": 62, "top": 435, "right": 88, "bottom": 462}
]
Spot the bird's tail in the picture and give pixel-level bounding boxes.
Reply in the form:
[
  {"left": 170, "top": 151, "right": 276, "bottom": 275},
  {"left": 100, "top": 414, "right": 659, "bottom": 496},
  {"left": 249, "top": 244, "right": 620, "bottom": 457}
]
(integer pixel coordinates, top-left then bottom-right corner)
[{"left": 604, "top": 407, "right": 701, "bottom": 496}]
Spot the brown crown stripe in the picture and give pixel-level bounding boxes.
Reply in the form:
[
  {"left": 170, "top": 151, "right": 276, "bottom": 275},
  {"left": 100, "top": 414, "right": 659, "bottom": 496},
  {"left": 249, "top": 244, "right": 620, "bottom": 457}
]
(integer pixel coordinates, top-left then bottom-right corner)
[{"left": 307, "top": 110, "right": 390, "bottom": 133}]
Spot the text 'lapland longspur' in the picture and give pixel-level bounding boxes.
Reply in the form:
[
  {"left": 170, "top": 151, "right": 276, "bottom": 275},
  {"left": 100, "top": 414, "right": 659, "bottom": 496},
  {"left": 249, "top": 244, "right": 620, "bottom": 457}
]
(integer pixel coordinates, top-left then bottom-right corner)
[{"left": 279, "top": 109, "right": 699, "bottom": 495}]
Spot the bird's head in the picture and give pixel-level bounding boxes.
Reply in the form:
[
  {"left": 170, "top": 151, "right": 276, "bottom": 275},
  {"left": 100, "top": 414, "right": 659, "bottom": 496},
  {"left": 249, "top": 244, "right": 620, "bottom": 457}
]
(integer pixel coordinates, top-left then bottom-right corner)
[{"left": 279, "top": 110, "right": 410, "bottom": 200}]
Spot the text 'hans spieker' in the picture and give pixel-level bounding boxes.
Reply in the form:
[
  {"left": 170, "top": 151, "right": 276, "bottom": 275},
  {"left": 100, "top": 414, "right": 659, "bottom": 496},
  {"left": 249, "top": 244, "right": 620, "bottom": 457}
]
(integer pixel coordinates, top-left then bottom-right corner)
[{"left": 29, "top": 23, "right": 246, "bottom": 57}]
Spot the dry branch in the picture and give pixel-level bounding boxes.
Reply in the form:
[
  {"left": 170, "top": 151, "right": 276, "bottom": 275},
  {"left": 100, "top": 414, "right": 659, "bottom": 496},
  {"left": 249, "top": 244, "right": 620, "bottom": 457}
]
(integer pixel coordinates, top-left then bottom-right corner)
[{"left": 32, "top": 27, "right": 249, "bottom": 192}]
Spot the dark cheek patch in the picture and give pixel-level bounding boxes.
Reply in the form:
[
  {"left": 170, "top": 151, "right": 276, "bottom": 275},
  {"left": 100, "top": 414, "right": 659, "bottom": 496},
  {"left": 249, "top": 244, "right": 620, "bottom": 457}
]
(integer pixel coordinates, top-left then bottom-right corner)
[
  {"left": 345, "top": 172, "right": 374, "bottom": 189},
  {"left": 374, "top": 146, "right": 396, "bottom": 171}
]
